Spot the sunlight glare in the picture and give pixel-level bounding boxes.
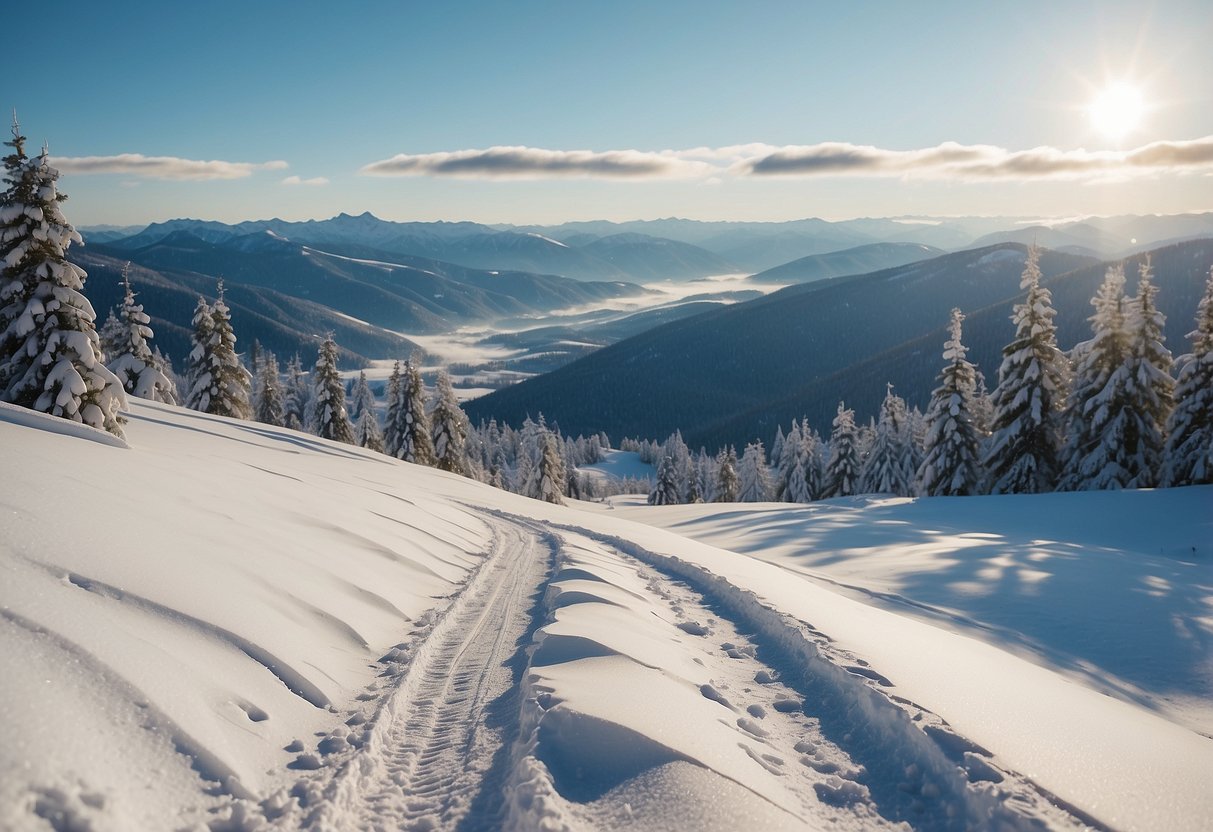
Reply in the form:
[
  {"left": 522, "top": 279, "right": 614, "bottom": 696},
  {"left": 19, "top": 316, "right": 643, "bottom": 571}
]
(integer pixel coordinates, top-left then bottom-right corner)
[{"left": 1088, "top": 83, "right": 1145, "bottom": 141}]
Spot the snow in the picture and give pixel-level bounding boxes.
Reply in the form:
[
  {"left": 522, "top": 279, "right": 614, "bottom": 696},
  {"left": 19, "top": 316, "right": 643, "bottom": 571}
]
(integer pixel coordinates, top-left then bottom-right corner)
[
  {"left": 577, "top": 449, "right": 655, "bottom": 487},
  {"left": 2, "top": 399, "right": 1210, "bottom": 831}
]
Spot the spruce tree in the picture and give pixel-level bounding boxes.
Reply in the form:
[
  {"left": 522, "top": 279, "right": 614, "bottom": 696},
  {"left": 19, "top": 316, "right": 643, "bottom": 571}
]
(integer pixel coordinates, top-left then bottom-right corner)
[
  {"left": 253, "top": 353, "right": 285, "bottom": 427},
  {"left": 774, "top": 420, "right": 803, "bottom": 501},
  {"left": 984, "top": 246, "right": 1068, "bottom": 493},
  {"left": 530, "top": 432, "right": 566, "bottom": 504},
  {"left": 861, "top": 384, "right": 917, "bottom": 496},
  {"left": 282, "top": 353, "right": 309, "bottom": 430},
  {"left": 183, "top": 297, "right": 214, "bottom": 411},
  {"left": 824, "top": 402, "right": 862, "bottom": 498},
  {"left": 311, "top": 335, "right": 354, "bottom": 443},
  {"left": 1124, "top": 257, "right": 1173, "bottom": 487},
  {"left": 107, "top": 263, "right": 177, "bottom": 404},
  {"left": 390, "top": 359, "right": 436, "bottom": 465},
  {"left": 430, "top": 369, "right": 468, "bottom": 474},
  {"left": 738, "top": 441, "right": 773, "bottom": 502},
  {"left": 349, "top": 369, "right": 384, "bottom": 451},
  {"left": 1162, "top": 266, "right": 1213, "bottom": 486},
  {"left": 0, "top": 129, "right": 126, "bottom": 434},
  {"left": 714, "top": 447, "right": 739, "bottom": 502},
  {"left": 919, "top": 309, "right": 983, "bottom": 496},
  {"left": 1060, "top": 264, "right": 1135, "bottom": 490},
  {"left": 648, "top": 455, "right": 681, "bottom": 505}
]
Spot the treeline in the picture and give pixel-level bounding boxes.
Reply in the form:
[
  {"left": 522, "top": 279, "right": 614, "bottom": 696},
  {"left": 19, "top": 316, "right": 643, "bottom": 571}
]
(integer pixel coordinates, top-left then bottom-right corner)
[{"left": 627, "top": 247, "right": 1212, "bottom": 504}]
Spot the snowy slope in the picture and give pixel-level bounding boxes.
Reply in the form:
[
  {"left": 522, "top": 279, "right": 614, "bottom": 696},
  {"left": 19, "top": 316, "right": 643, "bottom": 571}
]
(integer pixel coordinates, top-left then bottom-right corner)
[{"left": 2, "top": 401, "right": 1210, "bottom": 831}]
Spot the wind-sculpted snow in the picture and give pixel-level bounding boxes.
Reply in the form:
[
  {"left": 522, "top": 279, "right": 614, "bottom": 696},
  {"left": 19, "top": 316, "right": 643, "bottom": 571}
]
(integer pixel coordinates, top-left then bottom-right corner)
[{"left": 2, "top": 399, "right": 1209, "bottom": 830}]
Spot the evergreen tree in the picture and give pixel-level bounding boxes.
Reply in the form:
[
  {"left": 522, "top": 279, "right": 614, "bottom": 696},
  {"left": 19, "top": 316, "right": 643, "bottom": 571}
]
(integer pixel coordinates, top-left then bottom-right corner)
[
  {"left": 430, "top": 369, "right": 468, "bottom": 474},
  {"left": 738, "top": 441, "right": 773, "bottom": 502},
  {"left": 1162, "top": 266, "right": 1213, "bottom": 486},
  {"left": 1061, "top": 264, "right": 1138, "bottom": 490},
  {"left": 183, "top": 297, "right": 214, "bottom": 410},
  {"left": 530, "top": 432, "right": 566, "bottom": 504},
  {"left": 714, "top": 447, "right": 739, "bottom": 502},
  {"left": 311, "top": 335, "right": 354, "bottom": 443},
  {"left": 774, "top": 420, "right": 802, "bottom": 501},
  {"left": 349, "top": 371, "right": 374, "bottom": 422},
  {"left": 382, "top": 361, "right": 403, "bottom": 455},
  {"left": 253, "top": 353, "right": 285, "bottom": 427},
  {"left": 824, "top": 402, "right": 862, "bottom": 498},
  {"left": 984, "top": 246, "right": 1068, "bottom": 494},
  {"left": 648, "top": 455, "right": 681, "bottom": 505},
  {"left": 282, "top": 353, "right": 310, "bottom": 430},
  {"left": 0, "top": 128, "right": 126, "bottom": 434},
  {"left": 106, "top": 263, "right": 177, "bottom": 404},
  {"left": 185, "top": 285, "right": 252, "bottom": 419},
  {"left": 1124, "top": 257, "right": 1173, "bottom": 487},
  {"left": 351, "top": 371, "right": 384, "bottom": 452},
  {"left": 861, "top": 385, "right": 917, "bottom": 495},
  {"left": 919, "top": 309, "right": 983, "bottom": 496},
  {"left": 394, "top": 360, "right": 436, "bottom": 465}
]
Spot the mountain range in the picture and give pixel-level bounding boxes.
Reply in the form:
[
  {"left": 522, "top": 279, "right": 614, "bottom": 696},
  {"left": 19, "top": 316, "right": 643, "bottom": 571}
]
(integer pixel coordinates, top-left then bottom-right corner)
[
  {"left": 86, "top": 211, "right": 1213, "bottom": 280},
  {"left": 464, "top": 239, "right": 1213, "bottom": 449}
]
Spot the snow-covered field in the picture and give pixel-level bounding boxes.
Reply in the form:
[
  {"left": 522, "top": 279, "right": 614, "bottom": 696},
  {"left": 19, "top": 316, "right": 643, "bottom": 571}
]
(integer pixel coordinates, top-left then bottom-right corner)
[{"left": 2, "top": 400, "right": 1210, "bottom": 831}]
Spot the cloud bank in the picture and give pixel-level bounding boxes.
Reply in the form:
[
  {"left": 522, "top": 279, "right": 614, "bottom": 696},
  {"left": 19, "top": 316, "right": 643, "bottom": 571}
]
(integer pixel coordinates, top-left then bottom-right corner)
[
  {"left": 51, "top": 154, "right": 289, "bottom": 181},
  {"left": 360, "top": 146, "right": 712, "bottom": 179},
  {"left": 360, "top": 137, "right": 1213, "bottom": 184},
  {"left": 740, "top": 137, "right": 1213, "bottom": 181}
]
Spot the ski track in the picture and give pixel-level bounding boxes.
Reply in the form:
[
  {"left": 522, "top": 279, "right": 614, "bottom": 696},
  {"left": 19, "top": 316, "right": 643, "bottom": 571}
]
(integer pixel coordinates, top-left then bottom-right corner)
[
  {"left": 358, "top": 523, "right": 550, "bottom": 831},
  {"left": 537, "top": 523, "right": 1096, "bottom": 832},
  {"left": 210, "top": 512, "right": 1095, "bottom": 831}
]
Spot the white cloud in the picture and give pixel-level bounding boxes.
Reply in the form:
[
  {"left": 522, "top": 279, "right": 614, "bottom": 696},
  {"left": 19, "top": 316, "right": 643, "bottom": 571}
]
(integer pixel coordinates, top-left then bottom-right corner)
[
  {"left": 739, "top": 137, "right": 1213, "bottom": 181},
  {"left": 50, "top": 154, "right": 290, "bottom": 181},
  {"left": 359, "top": 146, "right": 712, "bottom": 179},
  {"left": 282, "top": 175, "right": 329, "bottom": 186}
]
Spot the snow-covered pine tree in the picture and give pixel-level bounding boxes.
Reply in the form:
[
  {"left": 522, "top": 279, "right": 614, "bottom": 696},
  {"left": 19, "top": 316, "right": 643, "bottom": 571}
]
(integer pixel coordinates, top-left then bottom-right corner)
[
  {"left": 1124, "top": 256, "right": 1173, "bottom": 487},
  {"left": 350, "top": 371, "right": 384, "bottom": 452},
  {"left": 824, "top": 402, "right": 862, "bottom": 498},
  {"left": 918, "top": 308, "right": 983, "bottom": 496},
  {"left": 253, "top": 352, "right": 285, "bottom": 426},
  {"left": 774, "top": 420, "right": 802, "bottom": 501},
  {"left": 1162, "top": 266, "right": 1213, "bottom": 486},
  {"left": 430, "top": 368, "right": 468, "bottom": 474},
  {"left": 282, "top": 353, "right": 309, "bottom": 430},
  {"left": 185, "top": 285, "right": 252, "bottom": 419},
  {"left": 802, "top": 424, "right": 826, "bottom": 501},
  {"left": 984, "top": 246, "right": 1068, "bottom": 494},
  {"left": 311, "top": 335, "right": 354, "bottom": 444},
  {"left": 738, "top": 441, "right": 773, "bottom": 502},
  {"left": 648, "top": 455, "right": 681, "bottom": 505},
  {"left": 183, "top": 297, "right": 214, "bottom": 411},
  {"left": 395, "top": 360, "right": 436, "bottom": 465},
  {"left": 0, "top": 127, "right": 126, "bottom": 434},
  {"left": 106, "top": 263, "right": 177, "bottom": 404},
  {"left": 1060, "top": 264, "right": 1138, "bottom": 490},
  {"left": 715, "top": 447, "right": 739, "bottom": 502},
  {"left": 531, "top": 432, "right": 566, "bottom": 504},
  {"left": 349, "top": 371, "right": 373, "bottom": 422},
  {"left": 382, "top": 361, "right": 403, "bottom": 455},
  {"left": 861, "top": 384, "right": 917, "bottom": 495}
]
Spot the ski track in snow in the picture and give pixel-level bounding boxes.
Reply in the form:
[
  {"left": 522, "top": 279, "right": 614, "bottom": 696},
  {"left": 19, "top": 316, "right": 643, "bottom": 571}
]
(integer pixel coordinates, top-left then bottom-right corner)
[
  {"left": 242, "top": 521, "right": 555, "bottom": 832},
  {"left": 210, "top": 512, "right": 1096, "bottom": 832},
  {"left": 535, "top": 523, "right": 1095, "bottom": 832}
]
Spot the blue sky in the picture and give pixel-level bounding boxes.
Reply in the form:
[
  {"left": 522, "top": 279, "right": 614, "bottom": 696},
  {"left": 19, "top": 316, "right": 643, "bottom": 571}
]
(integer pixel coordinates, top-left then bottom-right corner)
[{"left": 13, "top": 0, "right": 1213, "bottom": 226}]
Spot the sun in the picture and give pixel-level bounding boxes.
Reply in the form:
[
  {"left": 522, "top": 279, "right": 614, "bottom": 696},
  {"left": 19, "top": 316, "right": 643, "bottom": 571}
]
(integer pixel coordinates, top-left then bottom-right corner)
[{"left": 1088, "top": 83, "right": 1146, "bottom": 141}]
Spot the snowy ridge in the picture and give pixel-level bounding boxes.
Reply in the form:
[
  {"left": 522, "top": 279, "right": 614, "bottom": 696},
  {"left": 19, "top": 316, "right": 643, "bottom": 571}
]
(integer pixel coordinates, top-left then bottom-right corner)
[{"left": 551, "top": 525, "right": 1088, "bottom": 831}]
